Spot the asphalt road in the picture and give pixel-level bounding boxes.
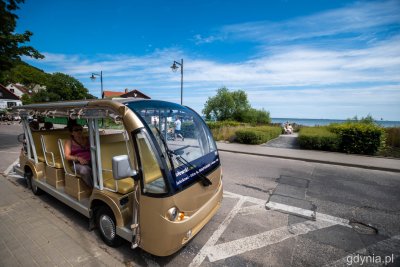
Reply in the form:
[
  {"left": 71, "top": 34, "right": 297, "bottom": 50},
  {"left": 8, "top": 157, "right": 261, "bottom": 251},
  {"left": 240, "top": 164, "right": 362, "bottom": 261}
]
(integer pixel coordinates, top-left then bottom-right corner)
[
  {"left": 0, "top": 123, "right": 23, "bottom": 173},
  {"left": 1, "top": 124, "right": 399, "bottom": 266}
]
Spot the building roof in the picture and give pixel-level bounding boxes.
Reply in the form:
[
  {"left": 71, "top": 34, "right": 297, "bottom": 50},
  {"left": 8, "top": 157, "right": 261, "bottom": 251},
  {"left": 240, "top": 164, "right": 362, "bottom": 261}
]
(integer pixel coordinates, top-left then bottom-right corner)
[
  {"left": 0, "top": 84, "right": 21, "bottom": 100},
  {"left": 7, "top": 83, "right": 31, "bottom": 95},
  {"left": 103, "top": 91, "right": 124, "bottom": 98},
  {"left": 103, "top": 89, "right": 151, "bottom": 99},
  {"left": 121, "top": 89, "right": 151, "bottom": 99}
]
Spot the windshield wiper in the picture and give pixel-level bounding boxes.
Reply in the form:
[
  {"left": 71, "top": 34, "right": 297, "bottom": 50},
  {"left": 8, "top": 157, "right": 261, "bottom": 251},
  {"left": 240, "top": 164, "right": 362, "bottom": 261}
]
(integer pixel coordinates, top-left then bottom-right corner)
[{"left": 154, "top": 126, "right": 212, "bottom": 187}]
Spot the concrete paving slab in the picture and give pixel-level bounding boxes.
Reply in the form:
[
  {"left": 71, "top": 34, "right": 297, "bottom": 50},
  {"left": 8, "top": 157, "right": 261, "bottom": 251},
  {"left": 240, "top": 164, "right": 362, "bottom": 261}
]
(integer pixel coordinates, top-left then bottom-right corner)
[
  {"left": 274, "top": 183, "right": 307, "bottom": 200},
  {"left": 278, "top": 175, "right": 309, "bottom": 188},
  {"left": 269, "top": 195, "right": 315, "bottom": 211}
]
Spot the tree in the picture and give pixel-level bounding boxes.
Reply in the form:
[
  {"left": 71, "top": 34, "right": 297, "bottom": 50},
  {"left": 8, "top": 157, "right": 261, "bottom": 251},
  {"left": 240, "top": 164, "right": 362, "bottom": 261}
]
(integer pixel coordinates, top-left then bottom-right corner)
[
  {"left": 45, "top": 72, "right": 91, "bottom": 100},
  {"left": 203, "top": 87, "right": 251, "bottom": 121},
  {"left": 0, "top": 60, "right": 49, "bottom": 85},
  {"left": 20, "top": 93, "right": 32, "bottom": 104},
  {"left": 0, "top": 0, "right": 44, "bottom": 74},
  {"left": 203, "top": 87, "right": 271, "bottom": 124}
]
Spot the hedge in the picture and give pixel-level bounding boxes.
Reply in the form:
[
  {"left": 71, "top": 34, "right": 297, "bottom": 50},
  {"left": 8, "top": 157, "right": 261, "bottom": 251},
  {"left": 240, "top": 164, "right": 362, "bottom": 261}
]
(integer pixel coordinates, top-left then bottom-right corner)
[
  {"left": 329, "top": 123, "right": 385, "bottom": 155},
  {"left": 298, "top": 127, "right": 340, "bottom": 151},
  {"left": 235, "top": 126, "right": 281, "bottom": 145},
  {"left": 299, "top": 123, "right": 385, "bottom": 155}
]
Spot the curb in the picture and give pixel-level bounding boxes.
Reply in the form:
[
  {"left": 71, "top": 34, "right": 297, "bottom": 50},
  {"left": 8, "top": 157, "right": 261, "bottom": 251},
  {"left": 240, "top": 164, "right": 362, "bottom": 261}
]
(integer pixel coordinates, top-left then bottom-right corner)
[{"left": 218, "top": 149, "right": 400, "bottom": 173}]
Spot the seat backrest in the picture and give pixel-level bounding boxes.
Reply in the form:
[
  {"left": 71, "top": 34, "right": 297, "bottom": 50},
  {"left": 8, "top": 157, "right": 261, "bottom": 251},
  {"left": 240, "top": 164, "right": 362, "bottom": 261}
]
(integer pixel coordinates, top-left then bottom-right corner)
[
  {"left": 42, "top": 132, "right": 70, "bottom": 168},
  {"left": 100, "top": 133, "right": 129, "bottom": 175},
  {"left": 58, "top": 138, "right": 77, "bottom": 176},
  {"left": 99, "top": 133, "right": 135, "bottom": 194}
]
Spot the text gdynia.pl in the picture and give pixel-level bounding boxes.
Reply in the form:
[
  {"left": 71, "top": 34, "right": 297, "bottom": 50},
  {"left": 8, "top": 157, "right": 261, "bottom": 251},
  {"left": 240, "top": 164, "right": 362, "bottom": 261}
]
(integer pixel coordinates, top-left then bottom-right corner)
[{"left": 346, "top": 254, "right": 394, "bottom": 265}]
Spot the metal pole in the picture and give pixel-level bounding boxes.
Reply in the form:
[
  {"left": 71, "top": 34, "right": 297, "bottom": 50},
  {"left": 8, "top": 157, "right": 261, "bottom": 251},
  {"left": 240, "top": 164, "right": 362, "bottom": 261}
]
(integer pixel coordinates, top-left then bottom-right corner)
[
  {"left": 100, "top": 71, "right": 103, "bottom": 99},
  {"left": 180, "top": 59, "right": 183, "bottom": 105}
]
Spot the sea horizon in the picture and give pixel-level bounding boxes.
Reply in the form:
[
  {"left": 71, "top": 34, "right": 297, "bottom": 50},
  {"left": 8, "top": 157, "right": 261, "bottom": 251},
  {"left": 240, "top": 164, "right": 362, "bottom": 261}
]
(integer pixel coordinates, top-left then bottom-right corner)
[{"left": 271, "top": 118, "right": 400, "bottom": 127}]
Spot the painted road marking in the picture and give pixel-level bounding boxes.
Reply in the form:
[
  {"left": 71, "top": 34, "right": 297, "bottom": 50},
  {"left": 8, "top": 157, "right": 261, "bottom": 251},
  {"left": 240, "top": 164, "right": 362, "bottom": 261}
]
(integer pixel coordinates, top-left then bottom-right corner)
[
  {"left": 189, "top": 193, "right": 247, "bottom": 267},
  {"left": 206, "top": 219, "right": 336, "bottom": 262},
  {"left": 190, "top": 191, "right": 353, "bottom": 267},
  {"left": 2, "top": 157, "right": 19, "bottom": 175},
  {"left": 266, "top": 201, "right": 351, "bottom": 228},
  {"left": 266, "top": 201, "right": 315, "bottom": 220}
]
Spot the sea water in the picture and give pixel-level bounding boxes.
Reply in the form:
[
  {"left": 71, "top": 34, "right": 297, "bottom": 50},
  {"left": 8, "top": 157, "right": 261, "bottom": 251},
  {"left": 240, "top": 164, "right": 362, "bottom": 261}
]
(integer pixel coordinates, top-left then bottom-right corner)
[{"left": 272, "top": 118, "right": 400, "bottom": 127}]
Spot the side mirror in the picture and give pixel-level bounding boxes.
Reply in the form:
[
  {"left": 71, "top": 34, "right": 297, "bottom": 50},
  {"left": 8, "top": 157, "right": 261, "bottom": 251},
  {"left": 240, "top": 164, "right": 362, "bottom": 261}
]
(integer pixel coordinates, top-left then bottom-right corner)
[{"left": 112, "top": 155, "right": 137, "bottom": 180}]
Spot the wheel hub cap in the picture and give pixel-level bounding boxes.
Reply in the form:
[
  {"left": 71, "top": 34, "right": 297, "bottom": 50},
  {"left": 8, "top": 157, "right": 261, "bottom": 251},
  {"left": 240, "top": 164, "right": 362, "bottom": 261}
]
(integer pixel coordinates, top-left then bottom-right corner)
[{"left": 99, "top": 214, "right": 116, "bottom": 240}]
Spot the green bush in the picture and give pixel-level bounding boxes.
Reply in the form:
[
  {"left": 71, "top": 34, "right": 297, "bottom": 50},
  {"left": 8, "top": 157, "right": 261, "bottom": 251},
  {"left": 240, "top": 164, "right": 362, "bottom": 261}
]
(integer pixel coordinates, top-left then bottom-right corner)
[
  {"left": 235, "top": 130, "right": 269, "bottom": 144},
  {"left": 298, "top": 127, "right": 340, "bottom": 151},
  {"left": 235, "top": 126, "right": 281, "bottom": 144},
  {"left": 329, "top": 123, "right": 384, "bottom": 155},
  {"left": 235, "top": 108, "right": 271, "bottom": 125}
]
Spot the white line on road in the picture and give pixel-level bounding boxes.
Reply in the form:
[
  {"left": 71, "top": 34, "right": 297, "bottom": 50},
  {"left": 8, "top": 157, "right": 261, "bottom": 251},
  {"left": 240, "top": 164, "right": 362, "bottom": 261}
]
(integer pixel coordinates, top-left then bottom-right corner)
[
  {"left": 190, "top": 191, "right": 355, "bottom": 266},
  {"left": 266, "top": 201, "right": 315, "bottom": 220},
  {"left": 189, "top": 194, "right": 247, "bottom": 267},
  {"left": 206, "top": 219, "right": 336, "bottom": 262},
  {"left": 266, "top": 201, "right": 351, "bottom": 228},
  {"left": 3, "top": 157, "right": 19, "bottom": 176}
]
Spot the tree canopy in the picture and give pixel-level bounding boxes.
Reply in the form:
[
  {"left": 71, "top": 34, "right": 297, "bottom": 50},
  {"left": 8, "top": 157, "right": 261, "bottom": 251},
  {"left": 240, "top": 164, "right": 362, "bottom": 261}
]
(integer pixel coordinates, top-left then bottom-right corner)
[
  {"left": 203, "top": 87, "right": 271, "bottom": 124},
  {"left": 0, "top": 60, "right": 48, "bottom": 86},
  {"left": 0, "top": 1, "right": 95, "bottom": 103},
  {"left": 0, "top": 0, "right": 44, "bottom": 73}
]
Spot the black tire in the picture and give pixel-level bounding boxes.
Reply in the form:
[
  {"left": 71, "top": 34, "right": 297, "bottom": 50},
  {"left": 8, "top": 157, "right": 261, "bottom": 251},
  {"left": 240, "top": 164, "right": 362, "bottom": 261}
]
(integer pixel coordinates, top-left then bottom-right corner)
[
  {"left": 25, "top": 171, "right": 43, "bottom": 195},
  {"left": 96, "top": 206, "right": 123, "bottom": 247}
]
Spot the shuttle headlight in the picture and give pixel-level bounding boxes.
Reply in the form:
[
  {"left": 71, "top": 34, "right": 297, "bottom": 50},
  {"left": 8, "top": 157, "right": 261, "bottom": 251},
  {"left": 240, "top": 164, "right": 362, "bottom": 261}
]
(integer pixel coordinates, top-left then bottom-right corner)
[
  {"left": 166, "top": 207, "right": 186, "bottom": 221},
  {"left": 167, "top": 207, "right": 178, "bottom": 221}
]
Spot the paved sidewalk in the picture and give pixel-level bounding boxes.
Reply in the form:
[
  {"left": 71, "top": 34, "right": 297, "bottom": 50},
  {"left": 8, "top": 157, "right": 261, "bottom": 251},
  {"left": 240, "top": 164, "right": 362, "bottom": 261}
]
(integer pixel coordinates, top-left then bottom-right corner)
[
  {"left": 264, "top": 133, "right": 299, "bottom": 149},
  {"left": 217, "top": 142, "right": 400, "bottom": 173},
  {"left": 0, "top": 174, "right": 125, "bottom": 267}
]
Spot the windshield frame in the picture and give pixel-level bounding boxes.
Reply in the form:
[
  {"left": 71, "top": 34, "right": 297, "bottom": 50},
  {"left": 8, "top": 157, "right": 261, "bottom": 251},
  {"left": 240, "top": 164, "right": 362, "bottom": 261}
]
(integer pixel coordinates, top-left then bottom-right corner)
[{"left": 126, "top": 100, "right": 220, "bottom": 193}]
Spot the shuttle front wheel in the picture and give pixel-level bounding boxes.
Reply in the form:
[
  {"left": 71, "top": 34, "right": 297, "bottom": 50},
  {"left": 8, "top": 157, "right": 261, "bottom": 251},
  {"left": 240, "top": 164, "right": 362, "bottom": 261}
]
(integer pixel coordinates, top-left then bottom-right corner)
[{"left": 96, "top": 206, "right": 123, "bottom": 247}]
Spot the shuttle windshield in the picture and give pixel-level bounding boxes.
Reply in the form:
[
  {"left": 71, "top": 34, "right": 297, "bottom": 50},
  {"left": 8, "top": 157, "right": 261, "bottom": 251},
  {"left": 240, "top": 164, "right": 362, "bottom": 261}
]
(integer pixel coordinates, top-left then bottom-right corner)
[{"left": 126, "top": 100, "right": 219, "bottom": 190}]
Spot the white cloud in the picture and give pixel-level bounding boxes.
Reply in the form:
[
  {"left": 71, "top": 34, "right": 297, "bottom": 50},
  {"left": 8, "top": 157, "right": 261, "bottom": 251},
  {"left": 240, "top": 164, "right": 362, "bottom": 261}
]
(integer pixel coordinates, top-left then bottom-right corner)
[
  {"left": 214, "top": 0, "right": 400, "bottom": 44},
  {"left": 23, "top": 1, "right": 400, "bottom": 120}
]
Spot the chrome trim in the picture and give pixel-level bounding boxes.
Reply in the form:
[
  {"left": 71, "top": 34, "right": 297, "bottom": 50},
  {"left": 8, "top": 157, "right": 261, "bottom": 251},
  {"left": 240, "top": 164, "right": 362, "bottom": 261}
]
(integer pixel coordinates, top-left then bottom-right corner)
[{"left": 116, "top": 226, "right": 133, "bottom": 242}]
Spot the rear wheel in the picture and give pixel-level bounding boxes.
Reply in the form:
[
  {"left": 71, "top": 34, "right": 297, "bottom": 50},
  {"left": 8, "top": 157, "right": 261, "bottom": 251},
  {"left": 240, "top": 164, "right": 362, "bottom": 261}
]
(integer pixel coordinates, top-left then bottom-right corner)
[
  {"left": 25, "top": 171, "right": 42, "bottom": 195},
  {"left": 96, "top": 206, "right": 123, "bottom": 247}
]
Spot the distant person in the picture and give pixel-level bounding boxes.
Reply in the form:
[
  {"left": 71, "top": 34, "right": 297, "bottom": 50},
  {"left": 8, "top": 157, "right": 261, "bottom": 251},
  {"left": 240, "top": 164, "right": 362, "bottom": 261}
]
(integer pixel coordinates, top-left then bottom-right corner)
[
  {"left": 64, "top": 123, "right": 93, "bottom": 188},
  {"left": 174, "top": 116, "right": 184, "bottom": 141},
  {"left": 283, "top": 122, "right": 293, "bottom": 134},
  {"left": 287, "top": 124, "right": 293, "bottom": 134}
]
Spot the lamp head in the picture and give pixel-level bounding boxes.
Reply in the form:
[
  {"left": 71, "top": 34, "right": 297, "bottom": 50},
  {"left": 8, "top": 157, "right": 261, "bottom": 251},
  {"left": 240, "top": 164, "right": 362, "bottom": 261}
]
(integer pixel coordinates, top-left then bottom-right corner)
[
  {"left": 171, "top": 62, "right": 179, "bottom": 72},
  {"left": 90, "top": 74, "right": 96, "bottom": 81}
]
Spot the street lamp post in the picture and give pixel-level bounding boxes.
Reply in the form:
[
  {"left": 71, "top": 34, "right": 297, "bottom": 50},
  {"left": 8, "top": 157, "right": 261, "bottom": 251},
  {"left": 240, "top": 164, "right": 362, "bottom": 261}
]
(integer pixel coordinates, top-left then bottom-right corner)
[
  {"left": 90, "top": 71, "right": 103, "bottom": 99},
  {"left": 171, "top": 59, "right": 183, "bottom": 105}
]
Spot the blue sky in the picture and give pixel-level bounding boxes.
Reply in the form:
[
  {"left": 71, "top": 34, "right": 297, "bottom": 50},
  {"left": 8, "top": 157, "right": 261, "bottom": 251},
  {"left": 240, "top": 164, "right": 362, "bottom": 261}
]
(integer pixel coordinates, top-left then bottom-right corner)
[{"left": 16, "top": 0, "right": 400, "bottom": 120}]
